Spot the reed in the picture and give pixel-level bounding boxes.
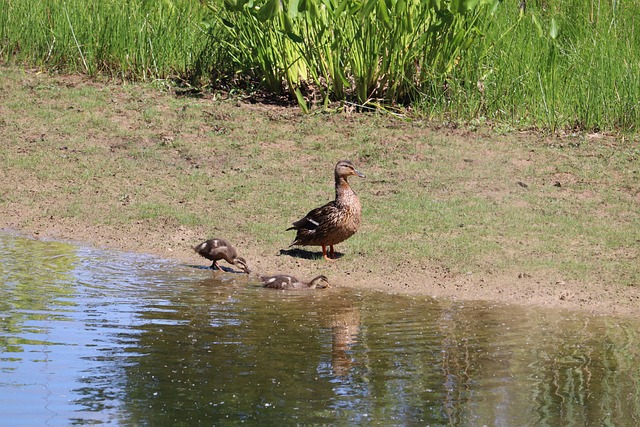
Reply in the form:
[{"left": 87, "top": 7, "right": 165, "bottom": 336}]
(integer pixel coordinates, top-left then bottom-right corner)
[
  {"left": 0, "top": 0, "right": 210, "bottom": 79},
  {"left": 1, "top": 0, "right": 638, "bottom": 132},
  {"left": 450, "top": 0, "right": 640, "bottom": 132},
  {"left": 201, "top": 0, "right": 497, "bottom": 108}
]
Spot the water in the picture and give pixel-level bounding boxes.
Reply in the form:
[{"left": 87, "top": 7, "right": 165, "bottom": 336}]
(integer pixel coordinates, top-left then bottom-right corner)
[{"left": 1, "top": 232, "right": 639, "bottom": 426}]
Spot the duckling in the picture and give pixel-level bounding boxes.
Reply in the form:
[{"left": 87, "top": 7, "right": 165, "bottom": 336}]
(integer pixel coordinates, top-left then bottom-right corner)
[
  {"left": 287, "top": 160, "right": 365, "bottom": 260},
  {"left": 261, "top": 274, "right": 331, "bottom": 290},
  {"left": 193, "top": 238, "right": 250, "bottom": 273}
]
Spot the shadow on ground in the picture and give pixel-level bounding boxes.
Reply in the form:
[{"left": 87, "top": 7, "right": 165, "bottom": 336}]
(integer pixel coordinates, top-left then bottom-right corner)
[
  {"left": 183, "top": 264, "right": 248, "bottom": 274},
  {"left": 279, "top": 248, "right": 344, "bottom": 260}
]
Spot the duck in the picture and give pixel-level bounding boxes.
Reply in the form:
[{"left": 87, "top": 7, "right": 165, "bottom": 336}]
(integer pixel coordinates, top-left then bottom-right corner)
[
  {"left": 261, "top": 274, "right": 331, "bottom": 290},
  {"left": 287, "top": 160, "right": 365, "bottom": 260},
  {"left": 193, "top": 238, "right": 250, "bottom": 273}
]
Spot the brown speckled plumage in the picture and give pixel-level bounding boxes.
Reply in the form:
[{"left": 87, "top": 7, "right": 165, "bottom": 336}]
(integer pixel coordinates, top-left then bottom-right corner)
[
  {"left": 261, "top": 274, "right": 331, "bottom": 290},
  {"left": 287, "top": 160, "right": 365, "bottom": 260},
  {"left": 193, "top": 238, "right": 250, "bottom": 273}
]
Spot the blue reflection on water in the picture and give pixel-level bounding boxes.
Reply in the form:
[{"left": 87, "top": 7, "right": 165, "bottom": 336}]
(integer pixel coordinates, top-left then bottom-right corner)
[{"left": 1, "top": 232, "right": 639, "bottom": 426}]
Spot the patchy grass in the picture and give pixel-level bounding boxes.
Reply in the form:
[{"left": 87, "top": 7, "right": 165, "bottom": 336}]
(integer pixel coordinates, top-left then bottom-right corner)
[{"left": 1, "top": 65, "right": 639, "bottom": 289}]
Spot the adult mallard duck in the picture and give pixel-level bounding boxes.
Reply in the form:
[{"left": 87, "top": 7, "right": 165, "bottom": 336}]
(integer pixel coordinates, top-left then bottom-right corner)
[
  {"left": 287, "top": 160, "right": 365, "bottom": 260},
  {"left": 193, "top": 238, "right": 250, "bottom": 273},
  {"left": 261, "top": 274, "right": 331, "bottom": 290}
]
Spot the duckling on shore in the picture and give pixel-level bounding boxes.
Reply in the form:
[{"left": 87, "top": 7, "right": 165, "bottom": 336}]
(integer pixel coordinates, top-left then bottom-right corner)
[{"left": 193, "top": 238, "right": 250, "bottom": 273}]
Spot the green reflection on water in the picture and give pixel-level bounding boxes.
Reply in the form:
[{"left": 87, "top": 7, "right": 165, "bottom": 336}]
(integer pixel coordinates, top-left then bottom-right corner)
[
  {"left": 0, "top": 234, "right": 77, "bottom": 354},
  {"left": 0, "top": 232, "right": 639, "bottom": 426}
]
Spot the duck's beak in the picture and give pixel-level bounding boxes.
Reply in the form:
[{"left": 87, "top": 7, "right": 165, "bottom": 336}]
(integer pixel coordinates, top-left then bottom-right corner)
[
  {"left": 236, "top": 260, "right": 251, "bottom": 274},
  {"left": 354, "top": 168, "right": 366, "bottom": 178}
]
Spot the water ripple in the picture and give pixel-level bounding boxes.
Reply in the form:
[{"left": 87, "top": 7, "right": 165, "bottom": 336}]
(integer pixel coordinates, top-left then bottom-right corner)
[{"left": 1, "top": 232, "right": 639, "bottom": 426}]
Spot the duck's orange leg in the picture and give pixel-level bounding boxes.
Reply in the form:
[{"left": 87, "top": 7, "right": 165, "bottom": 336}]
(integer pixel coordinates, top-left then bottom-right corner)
[
  {"left": 322, "top": 245, "right": 335, "bottom": 261},
  {"left": 329, "top": 245, "right": 336, "bottom": 259}
]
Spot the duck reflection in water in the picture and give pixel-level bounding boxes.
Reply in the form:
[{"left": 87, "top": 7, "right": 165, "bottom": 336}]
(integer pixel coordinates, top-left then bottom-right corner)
[{"left": 328, "top": 306, "right": 361, "bottom": 376}]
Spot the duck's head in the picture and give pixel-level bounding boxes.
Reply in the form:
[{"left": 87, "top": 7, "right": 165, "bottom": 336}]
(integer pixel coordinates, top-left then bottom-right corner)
[
  {"left": 234, "top": 257, "right": 251, "bottom": 274},
  {"left": 309, "top": 275, "right": 331, "bottom": 289},
  {"left": 335, "top": 160, "right": 365, "bottom": 180}
]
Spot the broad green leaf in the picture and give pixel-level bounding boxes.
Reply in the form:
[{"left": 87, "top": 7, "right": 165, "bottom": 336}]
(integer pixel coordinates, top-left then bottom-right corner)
[
  {"left": 221, "top": 17, "right": 235, "bottom": 28},
  {"left": 450, "top": 0, "right": 481, "bottom": 14},
  {"left": 531, "top": 13, "right": 543, "bottom": 38},
  {"left": 549, "top": 17, "right": 558, "bottom": 39},
  {"left": 288, "top": 0, "right": 300, "bottom": 18},
  {"left": 200, "top": 19, "right": 212, "bottom": 31},
  {"left": 395, "top": 0, "right": 407, "bottom": 14},
  {"left": 294, "top": 88, "right": 309, "bottom": 113},
  {"left": 362, "top": 0, "right": 377, "bottom": 18},
  {"left": 489, "top": 0, "right": 500, "bottom": 15},
  {"left": 224, "top": 0, "right": 250, "bottom": 12},
  {"left": 377, "top": 0, "right": 391, "bottom": 28},
  {"left": 450, "top": 0, "right": 461, "bottom": 13},
  {"left": 286, "top": 31, "right": 304, "bottom": 43},
  {"left": 306, "top": 0, "right": 319, "bottom": 20},
  {"left": 336, "top": 66, "right": 350, "bottom": 87},
  {"left": 282, "top": 13, "right": 292, "bottom": 33},
  {"left": 334, "top": 0, "right": 349, "bottom": 17},
  {"left": 257, "top": 0, "right": 281, "bottom": 21}
]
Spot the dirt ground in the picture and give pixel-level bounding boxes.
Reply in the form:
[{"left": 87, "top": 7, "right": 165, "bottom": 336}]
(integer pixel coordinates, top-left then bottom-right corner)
[
  {"left": 5, "top": 218, "right": 639, "bottom": 318},
  {"left": 1, "top": 67, "right": 639, "bottom": 318},
  {"left": 11, "top": 222, "right": 640, "bottom": 317}
]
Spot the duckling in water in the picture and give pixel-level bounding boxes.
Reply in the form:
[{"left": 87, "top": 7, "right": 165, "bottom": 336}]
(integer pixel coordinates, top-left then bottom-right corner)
[
  {"left": 193, "top": 238, "right": 250, "bottom": 273},
  {"left": 287, "top": 160, "right": 365, "bottom": 260},
  {"left": 261, "top": 274, "right": 331, "bottom": 290}
]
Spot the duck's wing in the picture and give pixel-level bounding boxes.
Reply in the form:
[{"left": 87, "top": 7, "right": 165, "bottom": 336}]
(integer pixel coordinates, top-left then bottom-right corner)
[
  {"left": 287, "top": 201, "right": 337, "bottom": 231},
  {"left": 194, "top": 238, "right": 233, "bottom": 259},
  {"left": 261, "top": 275, "right": 297, "bottom": 289}
]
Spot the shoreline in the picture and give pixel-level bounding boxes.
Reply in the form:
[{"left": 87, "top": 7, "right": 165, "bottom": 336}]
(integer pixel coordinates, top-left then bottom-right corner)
[
  {"left": 1, "top": 66, "right": 638, "bottom": 320},
  {"left": 3, "top": 223, "right": 639, "bottom": 319}
]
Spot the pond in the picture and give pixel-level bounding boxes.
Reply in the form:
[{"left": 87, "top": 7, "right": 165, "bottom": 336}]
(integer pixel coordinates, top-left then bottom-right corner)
[{"left": 1, "top": 232, "right": 639, "bottom": 426}]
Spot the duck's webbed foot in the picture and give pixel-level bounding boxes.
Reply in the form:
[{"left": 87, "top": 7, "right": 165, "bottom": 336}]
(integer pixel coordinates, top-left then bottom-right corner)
[{"left": 322, "top": 245, "right": 336, "bottom": 261}]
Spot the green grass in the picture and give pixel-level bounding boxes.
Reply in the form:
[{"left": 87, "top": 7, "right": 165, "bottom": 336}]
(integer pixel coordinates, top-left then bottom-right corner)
[
  {"left": 0, "top": 0, "right": 209, "bottom": 79},
  {"left": 1, "top": 65, "right": 638, "bottom": 286},
  {"left": 2, "top": 0, "right": 639, "bottom": 132},
  {"left": 474, "top": 0, "right": 640, "bottom": 132}
]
